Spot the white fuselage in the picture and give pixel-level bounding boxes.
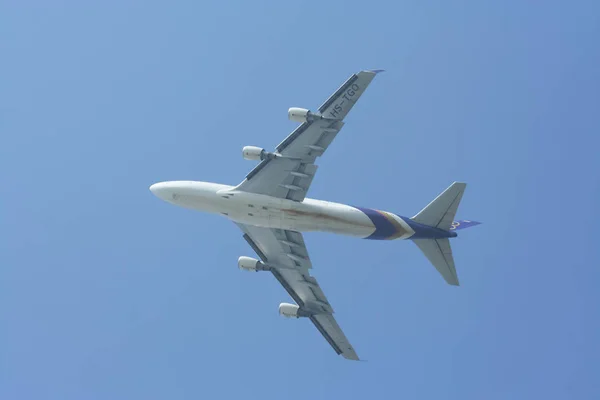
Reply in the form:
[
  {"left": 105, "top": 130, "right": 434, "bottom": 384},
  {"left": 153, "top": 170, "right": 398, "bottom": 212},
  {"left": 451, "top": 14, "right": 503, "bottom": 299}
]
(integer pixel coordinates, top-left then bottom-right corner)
[{"left": 150, "top": 181, "right": 415, "bottom": 240}]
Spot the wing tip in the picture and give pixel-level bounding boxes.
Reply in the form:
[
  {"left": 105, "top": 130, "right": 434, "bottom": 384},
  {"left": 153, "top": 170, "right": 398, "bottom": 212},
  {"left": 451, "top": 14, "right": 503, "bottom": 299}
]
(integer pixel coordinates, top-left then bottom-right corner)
[
  {"left": 342, "top": 346, "right": 360, "bottom": 361},
  {"left": 364, "top": 69, "right": 385, "bottom": 75},
  {"left": 343, "top": 353, "right": 360, "bottom": 361}
]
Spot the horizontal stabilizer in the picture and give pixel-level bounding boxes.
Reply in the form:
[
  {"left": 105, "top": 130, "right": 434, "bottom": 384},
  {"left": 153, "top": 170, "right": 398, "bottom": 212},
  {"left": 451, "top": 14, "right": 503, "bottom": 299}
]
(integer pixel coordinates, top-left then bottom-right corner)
[
  {"left": 413, "top": 238, "right": 459, "bottom": 286},
  {"left": 412, "top": 182, "right": 466, "bottom": 231}
]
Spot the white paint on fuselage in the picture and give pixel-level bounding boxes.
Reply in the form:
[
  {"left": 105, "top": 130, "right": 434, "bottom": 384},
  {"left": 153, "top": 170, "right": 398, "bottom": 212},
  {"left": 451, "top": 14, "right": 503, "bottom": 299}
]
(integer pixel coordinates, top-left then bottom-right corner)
[{"left": 149, "top": 181, "right": 414, "bottom": 239}]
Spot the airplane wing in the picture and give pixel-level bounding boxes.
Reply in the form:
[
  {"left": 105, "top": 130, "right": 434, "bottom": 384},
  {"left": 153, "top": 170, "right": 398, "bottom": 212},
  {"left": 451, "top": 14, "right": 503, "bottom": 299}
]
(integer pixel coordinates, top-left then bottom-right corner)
[
  {"left": 236, "top": 222, "right": 359, "bottom": 361},
  {"left": 236, "top": 70, "right": 383, "bottom": 202}
]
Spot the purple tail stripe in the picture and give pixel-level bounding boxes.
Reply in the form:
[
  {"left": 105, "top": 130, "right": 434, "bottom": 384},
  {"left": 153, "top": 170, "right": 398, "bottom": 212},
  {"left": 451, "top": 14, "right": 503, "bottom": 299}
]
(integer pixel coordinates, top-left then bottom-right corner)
[{"left": 449, "top": 220, "right": 482, "bottom": 231}]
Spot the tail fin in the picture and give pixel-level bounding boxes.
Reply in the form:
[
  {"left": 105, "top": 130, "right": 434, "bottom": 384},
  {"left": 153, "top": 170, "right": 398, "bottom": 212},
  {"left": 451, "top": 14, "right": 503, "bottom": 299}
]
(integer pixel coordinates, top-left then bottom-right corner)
[
  {"left": 412, "top": 182, "right": 466, "bottom": 231},
  {"left": 411, "top": 182, "right": 479, "bottom": 286}
]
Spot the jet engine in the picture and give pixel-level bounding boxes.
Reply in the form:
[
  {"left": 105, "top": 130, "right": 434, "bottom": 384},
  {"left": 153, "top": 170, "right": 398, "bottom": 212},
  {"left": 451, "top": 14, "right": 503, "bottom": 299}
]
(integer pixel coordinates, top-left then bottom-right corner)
[
  {"left": 278, "top": 302, "right": 311, "bottom": 318},
  {"left": 242, "top": 146, "right": 266, "bottom": 161},
  {"left": 288, "top": 107, "right": 318, "bottom": 123},
  {"left": 238, "top": 256, "right": 270, "bottom": 272},
  {"left": 279, "top": 303, "right": 301, "bottom": 318},
  {"left": 242, "top": 146, "right": 279, "bottom": 161}
]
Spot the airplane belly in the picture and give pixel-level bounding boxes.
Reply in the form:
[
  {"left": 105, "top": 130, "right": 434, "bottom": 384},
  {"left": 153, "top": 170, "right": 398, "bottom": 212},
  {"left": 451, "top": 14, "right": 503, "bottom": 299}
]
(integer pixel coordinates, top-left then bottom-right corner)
[
  {"left": 281, "top": 199, "right": 375, "bottom": 238},
  {"left": 221, "top": 191, "right": 284, "bottom": 229},
  {"left": 219, "top": 191, "right": 379, "bottom": 239}
]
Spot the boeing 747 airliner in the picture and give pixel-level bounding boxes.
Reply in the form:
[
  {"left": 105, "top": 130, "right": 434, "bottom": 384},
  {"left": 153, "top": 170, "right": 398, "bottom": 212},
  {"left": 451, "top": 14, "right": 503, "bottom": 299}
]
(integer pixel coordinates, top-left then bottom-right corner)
[{"left": 150, "top": 70, "right": 480, "bottom": 360}]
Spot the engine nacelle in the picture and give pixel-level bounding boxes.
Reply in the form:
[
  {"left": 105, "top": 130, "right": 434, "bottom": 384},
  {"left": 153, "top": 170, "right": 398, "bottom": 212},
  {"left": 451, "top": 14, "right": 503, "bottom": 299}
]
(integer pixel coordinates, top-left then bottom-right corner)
[
  {"left": 242, "top": 146, "right": 279, "bottom": 161},
  {"left": 278, "top": 302, "right": 311, "bottom": 318},
  {"left": 242, "top": 146, "right": 266, "bottom": 161},
  {"left": 238, "top": 256, "right": 270, "bottom": 272},
  {"left": 288, "top": 107, "right": 318, "bottom": 123},
  {"left": 279, "top": 303, "right": 301, "bottom": 318}
]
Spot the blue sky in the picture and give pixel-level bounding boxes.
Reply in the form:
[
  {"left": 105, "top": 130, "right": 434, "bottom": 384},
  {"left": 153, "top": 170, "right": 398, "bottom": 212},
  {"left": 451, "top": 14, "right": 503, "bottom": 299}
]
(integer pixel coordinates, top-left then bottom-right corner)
[{"left": 2, "top": 1, "right": 599, "bottom": 399}]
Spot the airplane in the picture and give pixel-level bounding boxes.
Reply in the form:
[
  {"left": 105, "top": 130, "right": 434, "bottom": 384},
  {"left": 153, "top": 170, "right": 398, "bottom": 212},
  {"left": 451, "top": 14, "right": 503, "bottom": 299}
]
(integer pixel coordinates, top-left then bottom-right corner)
[{"left": 149, "top": 70, "right": 480, "bottom": 360}]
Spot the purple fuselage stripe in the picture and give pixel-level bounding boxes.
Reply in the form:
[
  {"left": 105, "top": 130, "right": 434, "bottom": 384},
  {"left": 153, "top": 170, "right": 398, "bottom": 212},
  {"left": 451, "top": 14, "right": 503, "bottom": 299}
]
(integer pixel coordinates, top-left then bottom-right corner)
[{"left": 354, "top": 206, "right": 398, "bottom": 240}]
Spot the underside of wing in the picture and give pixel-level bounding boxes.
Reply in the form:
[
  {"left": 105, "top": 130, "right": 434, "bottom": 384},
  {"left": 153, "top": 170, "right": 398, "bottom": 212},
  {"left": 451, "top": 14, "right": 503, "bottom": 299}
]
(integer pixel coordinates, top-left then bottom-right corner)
[
  {"left": 236, "top": 223, "right": 359, "bottom": 360},
  {"left": 236, "top": 70, "right": 382, "bottom": 202}
]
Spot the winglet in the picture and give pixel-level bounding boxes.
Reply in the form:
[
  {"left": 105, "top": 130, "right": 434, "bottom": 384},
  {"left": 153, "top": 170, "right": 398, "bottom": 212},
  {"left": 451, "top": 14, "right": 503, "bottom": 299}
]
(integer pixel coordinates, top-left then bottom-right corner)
[{"left": 365, "top": 69, "right": 385, "bottom": 74}]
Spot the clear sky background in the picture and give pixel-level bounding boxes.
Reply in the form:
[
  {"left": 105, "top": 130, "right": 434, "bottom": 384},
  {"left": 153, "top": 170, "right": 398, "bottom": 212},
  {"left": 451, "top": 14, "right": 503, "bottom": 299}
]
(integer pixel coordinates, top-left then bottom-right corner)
[{"left": 2, "top": 1, "right": 599, "bottom": 399}]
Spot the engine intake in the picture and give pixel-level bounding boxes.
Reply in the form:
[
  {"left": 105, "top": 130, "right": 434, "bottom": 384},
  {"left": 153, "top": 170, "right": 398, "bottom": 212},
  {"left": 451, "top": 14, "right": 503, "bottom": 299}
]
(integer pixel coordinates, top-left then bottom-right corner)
[
  {"left": 278, "top": 302, "right": 311, "bottom": 318},
  {"left": 238, "top": 256, "right": 271, "bottom": 272}
]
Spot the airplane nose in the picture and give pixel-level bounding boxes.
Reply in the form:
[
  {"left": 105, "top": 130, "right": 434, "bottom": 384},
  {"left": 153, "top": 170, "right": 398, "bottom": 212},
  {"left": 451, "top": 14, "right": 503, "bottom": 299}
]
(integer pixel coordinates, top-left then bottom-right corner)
[
  {"left": 149, "top": 182, "right": 160, "bottom": 195},
  {"left": 149, "top": 182, "right": 171, "bottom": 200}
]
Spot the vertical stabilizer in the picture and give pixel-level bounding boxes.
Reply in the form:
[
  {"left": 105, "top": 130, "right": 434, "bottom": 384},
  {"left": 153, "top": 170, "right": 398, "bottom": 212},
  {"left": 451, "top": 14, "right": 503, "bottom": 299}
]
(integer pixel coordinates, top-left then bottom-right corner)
[{"left": 412, "top": 182, "right": 466, "bottom": 231}]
